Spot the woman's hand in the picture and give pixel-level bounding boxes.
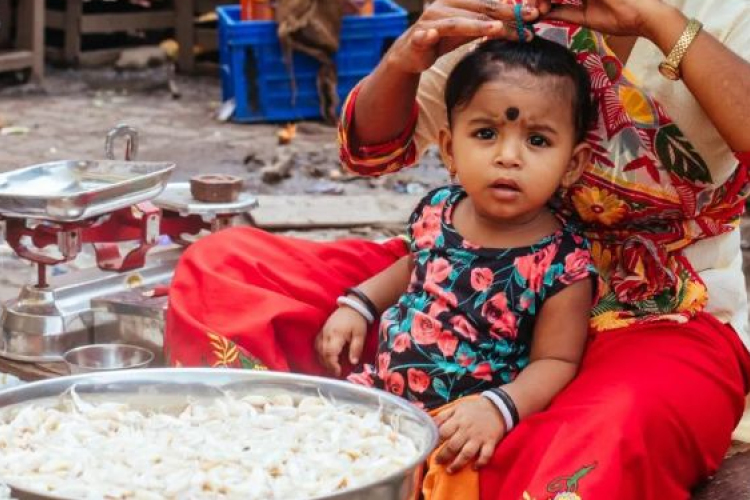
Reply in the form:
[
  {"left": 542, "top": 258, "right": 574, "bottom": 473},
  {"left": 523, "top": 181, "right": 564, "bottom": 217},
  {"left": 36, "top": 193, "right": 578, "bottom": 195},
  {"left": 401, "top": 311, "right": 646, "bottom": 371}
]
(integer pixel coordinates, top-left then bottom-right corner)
[
  {"left": 315, "top": 306, "right": 369, "bottom": 377},
  {"left": 433, "top": 396, "right": 505, "bottom": 473},
  {"left": 544, "top": 0, "right": 675, "bottom": 40},
  {"left": 386, "top": 0, "right": 551, "bottom": 75}
]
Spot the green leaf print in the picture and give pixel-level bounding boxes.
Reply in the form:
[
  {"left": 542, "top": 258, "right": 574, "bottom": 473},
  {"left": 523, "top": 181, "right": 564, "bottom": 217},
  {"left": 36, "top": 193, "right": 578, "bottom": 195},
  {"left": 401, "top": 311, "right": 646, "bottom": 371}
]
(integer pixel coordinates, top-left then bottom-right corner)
[
  {"left": 570, "top": 28, "right": 597, "bottom": 54},
  {"left": 448, "top": 249, "right": 477, "bottom": 266},
  {"left": 433, "top": 378, "right": 450, "bottom": 401},
  {"left": 473, "top": 290, "right": 489, "bottom": 309},
  {"left": 431, "top": 189, "right": 451, "bottom": 204},
  {"left": 655, "top": 124, "right": 712, "bottom": 183},
  {"left": 239, "top": 353, "right": 265, "bottom": 370},
  {"left": 436, "top": 359, "right": 465, "bottom": 376}
]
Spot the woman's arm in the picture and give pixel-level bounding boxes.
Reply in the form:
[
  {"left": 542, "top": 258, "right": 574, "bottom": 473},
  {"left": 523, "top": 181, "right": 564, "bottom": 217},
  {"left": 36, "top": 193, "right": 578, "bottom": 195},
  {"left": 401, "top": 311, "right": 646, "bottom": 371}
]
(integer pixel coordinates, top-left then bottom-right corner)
[
  {"left": 352, "top": 0, "right": 546, "bottom": 146},
  {"left": 547, "top": 0, "right": 750, "bottom": 152}
]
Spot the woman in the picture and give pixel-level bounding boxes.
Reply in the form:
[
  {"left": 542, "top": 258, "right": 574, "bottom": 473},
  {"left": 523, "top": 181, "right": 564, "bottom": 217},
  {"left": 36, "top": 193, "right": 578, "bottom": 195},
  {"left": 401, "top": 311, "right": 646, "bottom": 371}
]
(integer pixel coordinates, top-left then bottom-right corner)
[{"left": 166, "top": 0, "right": 750, "bottom": 497}]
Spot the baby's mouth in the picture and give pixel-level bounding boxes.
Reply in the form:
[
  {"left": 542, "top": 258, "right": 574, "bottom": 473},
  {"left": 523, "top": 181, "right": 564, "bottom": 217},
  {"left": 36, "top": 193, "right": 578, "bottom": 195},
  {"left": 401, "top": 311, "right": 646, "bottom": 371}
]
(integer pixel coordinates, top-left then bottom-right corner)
[{"left": 490, "top": 179, "right": 521, "bottom": 192}]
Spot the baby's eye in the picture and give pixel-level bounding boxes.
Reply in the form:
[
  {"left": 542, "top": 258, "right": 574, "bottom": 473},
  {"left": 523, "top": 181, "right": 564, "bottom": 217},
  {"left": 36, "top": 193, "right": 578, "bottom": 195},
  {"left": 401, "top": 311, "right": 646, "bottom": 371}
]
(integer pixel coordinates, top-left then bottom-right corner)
[
  {"left": 528, "top": 134, "right": 550, "bottom": 147},
  {"left": 473, "top": 128, "right": 497, "bottom": 140}
]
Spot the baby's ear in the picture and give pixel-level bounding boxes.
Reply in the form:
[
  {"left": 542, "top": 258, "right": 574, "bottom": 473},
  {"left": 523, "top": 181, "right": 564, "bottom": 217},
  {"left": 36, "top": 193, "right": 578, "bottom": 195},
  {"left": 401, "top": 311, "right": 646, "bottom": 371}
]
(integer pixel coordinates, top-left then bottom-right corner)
[
  {"left": 562, "top": 142, "right": 591, "bottom": 188},
  {"left": 438, "top": 128, "right": 456, "bottom": 177}
]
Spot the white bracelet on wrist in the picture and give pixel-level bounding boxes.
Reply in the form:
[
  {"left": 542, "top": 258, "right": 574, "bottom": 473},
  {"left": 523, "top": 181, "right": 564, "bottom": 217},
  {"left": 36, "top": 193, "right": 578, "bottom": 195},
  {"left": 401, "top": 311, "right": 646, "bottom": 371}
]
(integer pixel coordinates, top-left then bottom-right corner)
[
  {"left": 481, "top": 390, "right": 515, "bottom": 432},
  {"left": 336, "top": 296, "right": 375, "bottom": 324}
]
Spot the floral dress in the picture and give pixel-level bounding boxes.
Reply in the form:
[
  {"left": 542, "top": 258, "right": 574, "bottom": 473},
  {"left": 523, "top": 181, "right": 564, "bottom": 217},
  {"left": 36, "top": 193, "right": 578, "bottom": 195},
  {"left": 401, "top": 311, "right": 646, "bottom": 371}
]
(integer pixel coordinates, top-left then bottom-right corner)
[{"left": 349, "top": 186, "right": 597, "bottom": 409}]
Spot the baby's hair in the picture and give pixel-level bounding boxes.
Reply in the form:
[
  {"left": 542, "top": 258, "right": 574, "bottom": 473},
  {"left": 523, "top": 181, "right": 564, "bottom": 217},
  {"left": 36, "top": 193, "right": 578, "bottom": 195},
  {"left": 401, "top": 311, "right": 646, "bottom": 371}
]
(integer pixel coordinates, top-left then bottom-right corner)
[{"left": 445, "top": 37, "right": 595, "bottom": 143}]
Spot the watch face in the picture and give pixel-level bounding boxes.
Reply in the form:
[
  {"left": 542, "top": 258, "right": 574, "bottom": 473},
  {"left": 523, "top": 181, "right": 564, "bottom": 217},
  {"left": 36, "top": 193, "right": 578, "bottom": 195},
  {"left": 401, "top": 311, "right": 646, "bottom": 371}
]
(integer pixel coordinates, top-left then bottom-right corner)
[{"left": 659, "top": 62, "right": 680, "bottom": 81}]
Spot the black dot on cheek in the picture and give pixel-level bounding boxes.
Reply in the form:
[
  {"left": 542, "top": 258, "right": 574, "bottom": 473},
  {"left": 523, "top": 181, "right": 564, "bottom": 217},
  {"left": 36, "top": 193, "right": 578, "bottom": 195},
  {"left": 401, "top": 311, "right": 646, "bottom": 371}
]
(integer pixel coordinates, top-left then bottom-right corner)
[{"left": 505, "top": 107, "right": 520, "bottom": 121}]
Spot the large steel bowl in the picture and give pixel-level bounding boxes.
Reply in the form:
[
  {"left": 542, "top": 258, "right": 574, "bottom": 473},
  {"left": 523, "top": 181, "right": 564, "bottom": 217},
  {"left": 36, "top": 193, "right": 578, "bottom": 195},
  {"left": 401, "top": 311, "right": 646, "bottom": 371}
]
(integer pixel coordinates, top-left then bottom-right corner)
[{"left": 0, "top": 368, "right": 438, "bottom": 500}]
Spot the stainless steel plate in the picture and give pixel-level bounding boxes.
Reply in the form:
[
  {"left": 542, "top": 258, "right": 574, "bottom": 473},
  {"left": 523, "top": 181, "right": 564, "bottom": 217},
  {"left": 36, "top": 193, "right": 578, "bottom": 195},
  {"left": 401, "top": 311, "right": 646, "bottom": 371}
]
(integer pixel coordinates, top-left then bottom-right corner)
[
  {"left": 0, "top": 368, "right": 438, "bottom": 500},
  {"left": 153, "top": 182, "right": 258, "bottom": 216},
  {"left": 0, "top": 160, "right": 175, "bottom": 221}
]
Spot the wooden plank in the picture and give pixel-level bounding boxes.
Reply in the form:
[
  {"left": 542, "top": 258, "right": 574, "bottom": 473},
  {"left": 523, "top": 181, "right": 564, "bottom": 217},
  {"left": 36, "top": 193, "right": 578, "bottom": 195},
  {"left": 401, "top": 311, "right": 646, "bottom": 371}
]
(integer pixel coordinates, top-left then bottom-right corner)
[
  {"left": 0, "top": 0, "right": 11, "bottom": 47},
  {"left": 47, "top": 46, "right": 123, "bottom": 67},
  {"left": 0, "top": 50, "right": 33, "bottom": 72},
  {"left": 175, "top": 0, "right": 195, "bottom": 73},
  {"left": 81, "top": 11, "right": 175, "bottom": 34},
  {"left": 45, "top": 8, "right": 66, "bottom": 30},
  {"left": 30, "top": 0, "right": 44, "bottom": 81},
  {"left": 195, "top": 27, "right": 217, "bottom": 52},
  {"left": 75, "top": 47, "right": 126, "bottom": 67},
  {"left": 251, "top": 195, "right": 419, "bottom": 230},
  {"left": 64, "top": 0, "right": 82, "bottom": 64}
]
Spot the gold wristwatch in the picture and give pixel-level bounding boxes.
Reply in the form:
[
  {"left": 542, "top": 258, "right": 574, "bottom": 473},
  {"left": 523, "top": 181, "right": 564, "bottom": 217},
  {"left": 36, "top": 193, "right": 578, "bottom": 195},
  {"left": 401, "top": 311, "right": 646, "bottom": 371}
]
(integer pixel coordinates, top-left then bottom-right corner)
[{"left": 658, "top": 18, "right": 703, "bottom": 81}]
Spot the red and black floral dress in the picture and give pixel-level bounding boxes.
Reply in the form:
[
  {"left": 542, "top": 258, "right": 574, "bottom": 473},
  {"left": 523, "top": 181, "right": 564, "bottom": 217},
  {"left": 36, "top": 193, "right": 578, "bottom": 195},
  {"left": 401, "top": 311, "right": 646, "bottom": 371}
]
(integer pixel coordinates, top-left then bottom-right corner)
[{"left": 349, "top": 185, "right": 597, "bottom": 410}]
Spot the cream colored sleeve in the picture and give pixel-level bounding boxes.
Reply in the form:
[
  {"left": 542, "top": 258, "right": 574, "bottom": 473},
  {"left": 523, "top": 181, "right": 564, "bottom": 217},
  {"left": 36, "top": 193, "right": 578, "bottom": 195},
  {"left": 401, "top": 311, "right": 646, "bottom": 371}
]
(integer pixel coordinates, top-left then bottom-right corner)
[
  {"left": 717, "top": 3, "right": 750, "bottom": 62},
  {"left": 413, "top": 43, "right": 476, "bottom": 159}
]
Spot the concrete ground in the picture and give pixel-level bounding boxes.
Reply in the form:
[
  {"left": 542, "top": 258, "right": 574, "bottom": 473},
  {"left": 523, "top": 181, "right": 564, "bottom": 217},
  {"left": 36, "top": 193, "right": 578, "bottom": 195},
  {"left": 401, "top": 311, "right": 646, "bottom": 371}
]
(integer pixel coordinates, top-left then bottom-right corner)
[{"left": 0, "top": 66, "right": 446, "bottom": 193}]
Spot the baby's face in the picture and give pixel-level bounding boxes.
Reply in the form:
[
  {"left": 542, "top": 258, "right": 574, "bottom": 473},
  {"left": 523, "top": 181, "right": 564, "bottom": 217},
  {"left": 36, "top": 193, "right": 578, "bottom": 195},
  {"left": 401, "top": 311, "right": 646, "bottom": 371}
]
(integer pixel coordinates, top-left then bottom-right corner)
[{"left": 440, "top": 69, "right": 588, "bottom": 226}]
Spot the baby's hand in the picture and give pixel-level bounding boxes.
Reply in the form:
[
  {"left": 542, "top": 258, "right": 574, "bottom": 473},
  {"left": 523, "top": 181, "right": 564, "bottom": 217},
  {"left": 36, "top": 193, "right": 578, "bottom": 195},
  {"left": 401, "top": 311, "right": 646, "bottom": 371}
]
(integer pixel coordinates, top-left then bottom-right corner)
[
  {"left": 315, "top": 306, "right": 369, "bottom": 377},
  {"left": 433, "top": 396, "right": 505, "bottom": 474}
]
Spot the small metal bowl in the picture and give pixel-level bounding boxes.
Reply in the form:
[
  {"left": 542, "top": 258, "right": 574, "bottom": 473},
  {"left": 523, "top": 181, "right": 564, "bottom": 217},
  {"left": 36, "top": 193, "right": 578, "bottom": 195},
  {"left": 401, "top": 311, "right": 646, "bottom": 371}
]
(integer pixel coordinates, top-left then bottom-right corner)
[{"left": 63, "top": 344, "right": 154, "bottom": 374}]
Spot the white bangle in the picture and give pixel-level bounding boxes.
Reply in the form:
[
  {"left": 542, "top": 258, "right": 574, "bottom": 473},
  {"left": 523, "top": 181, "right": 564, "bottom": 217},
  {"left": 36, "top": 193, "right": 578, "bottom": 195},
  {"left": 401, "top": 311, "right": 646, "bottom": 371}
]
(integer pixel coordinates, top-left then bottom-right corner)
[
  {"left": 482, "top": 390, "right": 515, "bottom": 432},
  {"left": 336, "top": 296, "right": 375, "bottom": 324}
]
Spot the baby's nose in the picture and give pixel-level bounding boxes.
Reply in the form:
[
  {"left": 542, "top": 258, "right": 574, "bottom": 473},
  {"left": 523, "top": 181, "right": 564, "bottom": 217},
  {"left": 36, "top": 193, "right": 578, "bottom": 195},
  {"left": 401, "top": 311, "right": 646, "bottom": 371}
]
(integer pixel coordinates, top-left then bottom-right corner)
[{"left": 494, "top": 142, "right": 522, "bottom": 168}]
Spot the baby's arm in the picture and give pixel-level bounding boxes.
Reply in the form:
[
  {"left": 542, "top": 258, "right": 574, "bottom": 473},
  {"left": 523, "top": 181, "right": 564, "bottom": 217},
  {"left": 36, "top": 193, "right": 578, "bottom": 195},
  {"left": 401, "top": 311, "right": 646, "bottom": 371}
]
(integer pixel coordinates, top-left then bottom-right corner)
[
  {"left": 357, "top": 254, "right": 415, "bottom": 314},
  {"left": 501, "top": 278, "right": 593, "bottom": 419},
  {"left": 315, "top": 255, "right": 413, "bottom": 375},
  {"left": 434, "top": 278, "right": 592, "bottom": 473}
]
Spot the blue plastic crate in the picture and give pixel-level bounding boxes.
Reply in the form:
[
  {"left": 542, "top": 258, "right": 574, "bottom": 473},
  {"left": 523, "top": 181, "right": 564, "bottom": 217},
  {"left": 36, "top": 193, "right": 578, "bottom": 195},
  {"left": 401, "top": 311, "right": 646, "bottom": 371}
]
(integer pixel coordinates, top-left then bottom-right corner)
[{"left": 218, "top": 0, "right": 408, "bottom": 123}]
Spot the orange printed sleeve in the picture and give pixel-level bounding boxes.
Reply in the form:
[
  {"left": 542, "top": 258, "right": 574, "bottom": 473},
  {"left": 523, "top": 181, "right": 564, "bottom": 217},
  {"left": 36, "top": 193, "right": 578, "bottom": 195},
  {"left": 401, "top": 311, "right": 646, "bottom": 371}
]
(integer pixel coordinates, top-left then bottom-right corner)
[{"left": 338, "top": 83, "right": 420, "bottom": 177}]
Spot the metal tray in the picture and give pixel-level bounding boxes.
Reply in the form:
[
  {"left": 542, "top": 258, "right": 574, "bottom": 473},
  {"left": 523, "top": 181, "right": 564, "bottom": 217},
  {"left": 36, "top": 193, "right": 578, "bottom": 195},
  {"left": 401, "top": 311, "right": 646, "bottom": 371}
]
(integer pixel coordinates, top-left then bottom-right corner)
[
  {"left": 153, "top": 182, "right": 258, "bottom": 217},
  {"left": 0, "top": 160, "right": 175, "bottom": 221},
  {"left": 0, "top": 368, "right": 438, "bottom": 500}
]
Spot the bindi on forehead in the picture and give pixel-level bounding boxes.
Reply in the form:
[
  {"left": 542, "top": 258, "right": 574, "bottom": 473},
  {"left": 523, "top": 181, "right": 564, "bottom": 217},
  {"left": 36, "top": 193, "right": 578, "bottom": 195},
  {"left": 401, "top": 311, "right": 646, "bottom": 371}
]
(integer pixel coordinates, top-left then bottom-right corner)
[{"left": 505, "top": 107, "right": 520, "bottom": 121}]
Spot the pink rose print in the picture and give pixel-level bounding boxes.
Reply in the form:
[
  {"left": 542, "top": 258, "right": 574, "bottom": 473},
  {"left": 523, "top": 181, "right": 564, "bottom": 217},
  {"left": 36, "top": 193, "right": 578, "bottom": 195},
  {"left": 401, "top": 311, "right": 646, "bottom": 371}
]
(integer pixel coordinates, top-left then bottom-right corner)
[
  {"left": 377, "top": 352, "right": 391, "bottom": 380},
  {"left": 437, "top": 330, "right": 458, "bottom": 357},
  {"left": 471, "top": 362, "right": 493, "bottom": 381},
  {"left": 470, "top": 267, "right": 493, "bottom": 291},
  {"left": 386, "top": 372, "right": 405, "bottom": 396},
  {"left": 424, "top": 281, "right": 458, "bottom": 308},
  {"left": 428, "top": 299, "right": 449, "bottom": 318},
  {"left": 514, "top": 245, "right": 556, "bottom": 292},
  {"left": 449, "top": 316, "right": 478, "bottom": 342},
  {"left": 407, "top": 368, "right": 430, "bottom": 394},
  {"left": 561, "top": 248, "right": 592, "bottom": 285},
  {"left": 482, "top": 293, "right": 517, "bottom": 339},
  {"left": 392, "top": 333, "right": 411, "bottom": 353},
  {"left": 347, "top": 369, "right": 374, "bottom": 387},
  {"left": 490, "top": 311, "right": 517, "bottom": 339},
  {"left": 411, "top": 311, "right": 440, "bottom": 345},
  {"left": 411, "top": 204, "right": 443, "bottom": 249},
  {"left": 457, "top": 351, "right": 475, "bottom": 368},
  {"left": 426, "top": 258, "right": 452, "bottom": 284}
]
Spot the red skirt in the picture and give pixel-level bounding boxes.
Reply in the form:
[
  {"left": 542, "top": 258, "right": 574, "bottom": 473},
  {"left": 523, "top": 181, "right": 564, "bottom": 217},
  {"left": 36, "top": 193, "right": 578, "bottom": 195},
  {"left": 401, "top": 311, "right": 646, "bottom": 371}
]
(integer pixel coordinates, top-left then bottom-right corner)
[{"left": 166, "top": 227, "right": 750, "bottom": 499}]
